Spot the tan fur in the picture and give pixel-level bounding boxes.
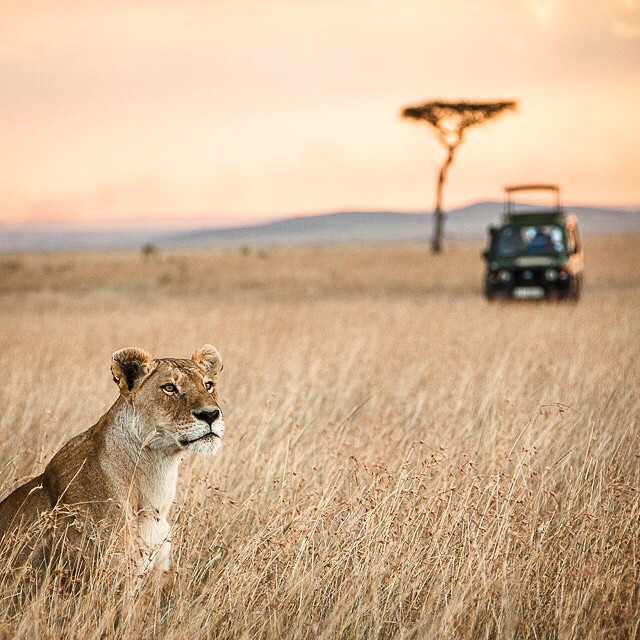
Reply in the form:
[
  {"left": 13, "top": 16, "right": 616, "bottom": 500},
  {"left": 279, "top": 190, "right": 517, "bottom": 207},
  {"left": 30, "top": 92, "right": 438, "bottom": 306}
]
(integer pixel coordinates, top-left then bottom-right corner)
[{"left": 0, "top": 345, "right": 225, "bottom": 578}]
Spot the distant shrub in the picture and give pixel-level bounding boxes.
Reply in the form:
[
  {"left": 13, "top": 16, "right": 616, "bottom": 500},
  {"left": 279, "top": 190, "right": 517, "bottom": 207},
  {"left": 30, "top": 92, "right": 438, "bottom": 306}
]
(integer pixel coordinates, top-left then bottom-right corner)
[
  {"left": 141, "top": 243, "right": 159, "bottom": 259},
  {"left": 0, "top": 259, "right": 22, "bottom": 272}
]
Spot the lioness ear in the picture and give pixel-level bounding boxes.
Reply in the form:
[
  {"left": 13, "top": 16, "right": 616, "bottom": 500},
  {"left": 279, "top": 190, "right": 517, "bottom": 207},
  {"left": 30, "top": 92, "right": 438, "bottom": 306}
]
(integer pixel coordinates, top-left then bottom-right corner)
[
  {"left": 191, "top": 344, "right": 223, "bottom": 375},
  {"left": 111, "top": 347, "right": 154, "bottom": 395}
]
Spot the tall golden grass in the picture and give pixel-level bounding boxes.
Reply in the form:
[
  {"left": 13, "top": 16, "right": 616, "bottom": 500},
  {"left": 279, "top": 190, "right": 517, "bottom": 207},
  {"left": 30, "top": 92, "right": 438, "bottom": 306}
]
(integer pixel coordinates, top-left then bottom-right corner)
[{"left": 0, "top": 236, "right": 638, "bottom": 638}]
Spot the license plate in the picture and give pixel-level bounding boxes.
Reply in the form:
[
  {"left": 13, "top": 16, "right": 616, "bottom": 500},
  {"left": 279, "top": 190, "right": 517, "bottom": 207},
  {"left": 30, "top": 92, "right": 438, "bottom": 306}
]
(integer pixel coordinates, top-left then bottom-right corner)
[{"left": 512, "top": 286, "right": 545, "bottom": 299}]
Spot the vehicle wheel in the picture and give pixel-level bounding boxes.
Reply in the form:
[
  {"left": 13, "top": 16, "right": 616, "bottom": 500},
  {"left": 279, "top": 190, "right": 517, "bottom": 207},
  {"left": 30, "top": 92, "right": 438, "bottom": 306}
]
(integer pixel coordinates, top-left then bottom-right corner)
[
  {"left": 574, "top": 274, "right": 583, "bottom": 300},
  {"left": 559, "top": 288, "right": 580, "bottom": 302},
  {"left": 567, "top": 276, "right": 582, "bottom": 301},
  {"left": 484, "top": 288, "right": 497, "bottom": 302}
]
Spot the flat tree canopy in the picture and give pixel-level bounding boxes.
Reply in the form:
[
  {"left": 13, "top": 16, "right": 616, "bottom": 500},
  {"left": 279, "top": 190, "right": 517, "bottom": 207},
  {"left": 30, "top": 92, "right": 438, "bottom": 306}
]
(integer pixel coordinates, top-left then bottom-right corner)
[
  {"left": 403, "top": 101, "right": 516, "bottom": 127},
  {"left": 402, "top": 100, "right": 517, "bottom": 252}
]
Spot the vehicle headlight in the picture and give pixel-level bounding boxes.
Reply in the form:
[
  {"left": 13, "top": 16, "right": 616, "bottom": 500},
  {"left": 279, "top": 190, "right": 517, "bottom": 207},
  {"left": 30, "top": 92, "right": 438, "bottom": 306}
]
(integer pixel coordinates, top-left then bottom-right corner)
[
  {"left": 545, "top": 268, "right": 559, "bottom": 281},
  {"left": 498, "top": 270, "right": 512, "bottom": 282}
]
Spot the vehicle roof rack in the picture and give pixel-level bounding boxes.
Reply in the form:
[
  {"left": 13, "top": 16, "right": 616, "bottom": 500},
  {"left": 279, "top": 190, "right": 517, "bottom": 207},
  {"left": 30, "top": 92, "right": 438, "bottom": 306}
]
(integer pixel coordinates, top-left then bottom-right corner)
[{"left": 503, "top": 184, "right": 564, "bottom": 220}]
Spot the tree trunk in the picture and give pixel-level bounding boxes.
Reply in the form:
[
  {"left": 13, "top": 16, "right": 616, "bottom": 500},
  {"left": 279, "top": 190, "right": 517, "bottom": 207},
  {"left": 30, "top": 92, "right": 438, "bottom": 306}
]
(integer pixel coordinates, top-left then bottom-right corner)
[{"left": 431, "top": 145, "right": 456, "bottom": 254}]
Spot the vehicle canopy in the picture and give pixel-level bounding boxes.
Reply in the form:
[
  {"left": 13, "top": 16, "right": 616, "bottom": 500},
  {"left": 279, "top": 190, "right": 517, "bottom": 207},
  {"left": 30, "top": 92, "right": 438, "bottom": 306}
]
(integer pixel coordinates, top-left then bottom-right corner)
[{"left": 503, "top": 184, "right": 563, "bottom": 221}]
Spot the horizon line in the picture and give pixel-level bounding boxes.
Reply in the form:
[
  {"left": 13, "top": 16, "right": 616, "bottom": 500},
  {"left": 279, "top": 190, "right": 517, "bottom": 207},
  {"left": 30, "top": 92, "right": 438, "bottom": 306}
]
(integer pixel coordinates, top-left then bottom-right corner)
[{"left": 1, "top": 200, "right": 639, "bottom": 231}]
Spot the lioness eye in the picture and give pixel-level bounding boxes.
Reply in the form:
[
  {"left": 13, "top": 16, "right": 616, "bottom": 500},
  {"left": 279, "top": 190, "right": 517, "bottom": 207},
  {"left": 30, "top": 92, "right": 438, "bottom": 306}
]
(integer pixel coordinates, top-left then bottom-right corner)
[
  {"left": 161, "top": 384, "right": 178, "bottom": 395},
  {"left": 204, "top": 380, "right": 213, "bottom": 392}
]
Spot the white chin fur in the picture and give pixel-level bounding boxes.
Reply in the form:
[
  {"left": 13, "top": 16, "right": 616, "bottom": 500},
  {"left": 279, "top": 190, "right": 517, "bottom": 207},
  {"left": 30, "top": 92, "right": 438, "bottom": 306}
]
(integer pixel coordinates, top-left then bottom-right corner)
[{"left": 185, "top": 435, "right": 222, "bottom": 456}]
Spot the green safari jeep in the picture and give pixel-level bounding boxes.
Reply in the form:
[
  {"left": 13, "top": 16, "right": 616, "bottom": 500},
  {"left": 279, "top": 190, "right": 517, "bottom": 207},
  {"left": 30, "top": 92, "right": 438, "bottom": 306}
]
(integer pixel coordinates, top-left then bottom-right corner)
[{"left": 483, "top": 184, "right": 584, "bottom": 301}]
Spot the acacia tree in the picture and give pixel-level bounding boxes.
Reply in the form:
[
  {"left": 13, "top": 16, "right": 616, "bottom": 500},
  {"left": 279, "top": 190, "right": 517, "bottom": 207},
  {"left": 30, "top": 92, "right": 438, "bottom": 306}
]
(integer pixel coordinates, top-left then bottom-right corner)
[{"left": 401, "top": 100, "right": 517, "bottom": 253}]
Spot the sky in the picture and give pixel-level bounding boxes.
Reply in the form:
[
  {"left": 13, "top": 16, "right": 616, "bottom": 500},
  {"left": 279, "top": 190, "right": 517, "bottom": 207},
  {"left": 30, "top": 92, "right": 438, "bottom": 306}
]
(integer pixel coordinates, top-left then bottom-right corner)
[{"left": 1, "top": 0, "right": 639, "bottom": 227}]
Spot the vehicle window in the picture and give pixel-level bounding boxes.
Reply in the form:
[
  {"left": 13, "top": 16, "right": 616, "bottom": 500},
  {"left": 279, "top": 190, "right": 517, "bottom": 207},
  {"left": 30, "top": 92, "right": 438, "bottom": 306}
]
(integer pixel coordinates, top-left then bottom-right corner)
[{"left": 496, "top": 225, "right": 565, "bottom": 256}]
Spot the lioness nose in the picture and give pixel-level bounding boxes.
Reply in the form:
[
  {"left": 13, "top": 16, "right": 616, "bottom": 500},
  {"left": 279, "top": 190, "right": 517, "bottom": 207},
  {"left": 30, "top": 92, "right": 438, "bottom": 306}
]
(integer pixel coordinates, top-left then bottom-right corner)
[{"left": 193, "top": 408, "right": 221, "bottom": 426}]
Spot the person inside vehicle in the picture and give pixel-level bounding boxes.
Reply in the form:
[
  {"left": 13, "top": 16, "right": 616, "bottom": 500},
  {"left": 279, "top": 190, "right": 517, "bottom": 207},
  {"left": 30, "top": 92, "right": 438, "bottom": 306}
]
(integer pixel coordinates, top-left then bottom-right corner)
[{"left": 528, "top": 228, "right": 554, "bottom": 253}]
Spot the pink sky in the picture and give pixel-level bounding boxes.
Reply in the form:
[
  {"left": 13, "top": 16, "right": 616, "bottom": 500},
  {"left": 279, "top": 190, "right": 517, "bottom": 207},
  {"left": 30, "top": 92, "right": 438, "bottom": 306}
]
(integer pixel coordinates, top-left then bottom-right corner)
[{"left": 1, "top": 0, "right": 639, "bottom": 226}]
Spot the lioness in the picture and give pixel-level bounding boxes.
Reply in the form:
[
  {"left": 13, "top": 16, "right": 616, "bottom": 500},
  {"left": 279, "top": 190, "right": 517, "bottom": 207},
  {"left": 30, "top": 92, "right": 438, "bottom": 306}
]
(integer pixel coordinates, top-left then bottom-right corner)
[{"left": 0, "top": 345, "right": 225, "bottom": 578}]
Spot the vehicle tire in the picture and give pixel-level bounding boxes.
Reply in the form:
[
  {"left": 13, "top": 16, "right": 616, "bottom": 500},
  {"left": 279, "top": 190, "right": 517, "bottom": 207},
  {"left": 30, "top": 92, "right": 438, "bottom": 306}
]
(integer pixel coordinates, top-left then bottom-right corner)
[
  {"left": 484, "top": 287, "right": 497, "bottom": 301},
  {"left": 574, "top": 274, "right": 583, "bottom": 300},
  {"left": 567, "top": 275, "right": 582, "bottom": 301},
  {"left": 559, "top": 287, "right": 580, "bottom": 302}
]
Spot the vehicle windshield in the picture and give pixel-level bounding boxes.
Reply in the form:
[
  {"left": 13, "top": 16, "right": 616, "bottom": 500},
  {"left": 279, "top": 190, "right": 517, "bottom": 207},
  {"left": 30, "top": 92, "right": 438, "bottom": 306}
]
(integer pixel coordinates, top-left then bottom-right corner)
[{"left": 496, "top": 225, "right": 565, "bottom": 257}]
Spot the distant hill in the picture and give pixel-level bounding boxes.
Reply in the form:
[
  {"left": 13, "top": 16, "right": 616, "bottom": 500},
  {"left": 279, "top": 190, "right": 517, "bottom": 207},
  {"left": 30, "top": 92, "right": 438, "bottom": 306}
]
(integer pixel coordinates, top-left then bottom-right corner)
[
  {"left": 163, "top": 203, "right": 640, "bottom": 249},
  {"left": 1, "top": 202, "right": 639, "bottom": 253}
]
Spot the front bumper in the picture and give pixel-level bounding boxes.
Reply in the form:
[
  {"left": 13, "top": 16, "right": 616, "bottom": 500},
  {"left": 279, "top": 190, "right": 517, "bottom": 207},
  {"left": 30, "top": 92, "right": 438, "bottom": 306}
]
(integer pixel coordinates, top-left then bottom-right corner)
[{"left": 485, "top": 267, "right": 574, "bottom": 299}]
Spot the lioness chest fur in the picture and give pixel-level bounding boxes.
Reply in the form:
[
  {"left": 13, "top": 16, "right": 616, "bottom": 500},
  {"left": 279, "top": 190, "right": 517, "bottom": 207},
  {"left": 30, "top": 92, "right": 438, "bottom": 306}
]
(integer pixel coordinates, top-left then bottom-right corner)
[{"left": 0, "top": 344, "right": 225, "bottom": 577}]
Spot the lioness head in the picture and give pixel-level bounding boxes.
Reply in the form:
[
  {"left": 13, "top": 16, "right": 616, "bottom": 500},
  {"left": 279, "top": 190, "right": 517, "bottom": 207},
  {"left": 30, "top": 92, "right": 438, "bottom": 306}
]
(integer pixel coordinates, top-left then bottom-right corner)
[{"left": 111, "top": 345, "right": 225, "bottom": 455}]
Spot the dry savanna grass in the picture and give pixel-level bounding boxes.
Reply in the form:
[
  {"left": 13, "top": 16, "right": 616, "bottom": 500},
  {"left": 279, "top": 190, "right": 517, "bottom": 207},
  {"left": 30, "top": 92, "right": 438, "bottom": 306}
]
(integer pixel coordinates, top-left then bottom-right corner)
[
  {"left": 1, "top": 233, "right": 639, "bottom": 298},
  {"left": 0, "top": 234, "right": 638, "bottom": 639}
]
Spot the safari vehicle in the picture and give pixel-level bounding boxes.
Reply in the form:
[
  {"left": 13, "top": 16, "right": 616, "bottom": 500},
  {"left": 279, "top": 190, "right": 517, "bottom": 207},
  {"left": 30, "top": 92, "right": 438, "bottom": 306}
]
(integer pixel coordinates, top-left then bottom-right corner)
[{"left": 483, "top": 185, "right": 584, "bottom": 300}]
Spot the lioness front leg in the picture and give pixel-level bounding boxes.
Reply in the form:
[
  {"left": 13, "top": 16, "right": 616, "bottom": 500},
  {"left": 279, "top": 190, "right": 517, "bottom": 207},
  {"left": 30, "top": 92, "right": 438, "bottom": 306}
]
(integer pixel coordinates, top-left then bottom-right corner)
[{"left": 137, "top": 515, "right": 173, "bottom": 582}]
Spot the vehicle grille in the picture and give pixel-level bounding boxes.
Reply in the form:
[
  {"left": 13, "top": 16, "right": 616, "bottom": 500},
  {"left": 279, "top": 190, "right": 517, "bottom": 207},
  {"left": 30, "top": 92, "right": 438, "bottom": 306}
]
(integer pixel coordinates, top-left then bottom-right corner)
[{"left": 512, "top": 268, "right": 546, "bottom": 286}]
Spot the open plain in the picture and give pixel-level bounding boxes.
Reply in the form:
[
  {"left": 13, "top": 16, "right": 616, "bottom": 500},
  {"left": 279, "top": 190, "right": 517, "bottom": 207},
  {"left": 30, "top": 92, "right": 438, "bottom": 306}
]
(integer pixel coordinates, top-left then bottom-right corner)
[{"left": 0, "top": 235, "right": 638, "bottom": 639}]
